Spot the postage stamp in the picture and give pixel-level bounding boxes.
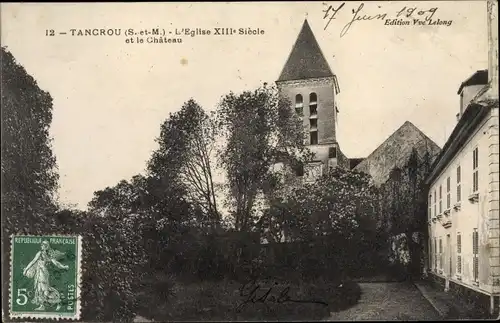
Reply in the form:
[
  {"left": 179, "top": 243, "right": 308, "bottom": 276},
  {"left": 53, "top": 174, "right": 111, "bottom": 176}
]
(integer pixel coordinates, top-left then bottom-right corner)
[{"left": 9, "top": 235, "right": 82, "bottom": 320}]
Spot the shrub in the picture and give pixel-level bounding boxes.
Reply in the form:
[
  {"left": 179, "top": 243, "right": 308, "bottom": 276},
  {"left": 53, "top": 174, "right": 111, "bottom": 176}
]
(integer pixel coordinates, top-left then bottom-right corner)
[{"left": 80, "top": 212, "right": 149, "bottom": 322}]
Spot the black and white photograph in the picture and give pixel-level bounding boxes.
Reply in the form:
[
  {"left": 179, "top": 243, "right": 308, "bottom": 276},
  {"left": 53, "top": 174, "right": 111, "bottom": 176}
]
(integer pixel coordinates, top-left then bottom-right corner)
[{"left": 1, "top": 1, "right": 499, "bottom": 321}]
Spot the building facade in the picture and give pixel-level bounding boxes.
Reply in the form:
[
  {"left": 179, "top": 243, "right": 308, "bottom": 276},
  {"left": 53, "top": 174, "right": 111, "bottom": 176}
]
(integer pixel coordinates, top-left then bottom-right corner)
[
  {"left": 425, "top": 69, "right": 499, "bottom": 312},
  {"left": 275, "top": 19, "right": 349, "bottom": 184},
  {"left": 425, "top": 1, "right": 499, "bottom": 314}
]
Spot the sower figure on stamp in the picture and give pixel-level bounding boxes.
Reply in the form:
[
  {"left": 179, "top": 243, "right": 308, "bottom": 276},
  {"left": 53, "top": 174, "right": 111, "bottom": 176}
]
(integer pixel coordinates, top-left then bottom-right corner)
[{"left": 23, "top": 240, "right": 69, "bottom": 311}]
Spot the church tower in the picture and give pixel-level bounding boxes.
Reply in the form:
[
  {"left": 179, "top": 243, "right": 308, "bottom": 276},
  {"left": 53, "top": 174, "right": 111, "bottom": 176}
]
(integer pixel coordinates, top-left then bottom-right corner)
[{"left": 276, "top": 19, "right": 348, "bottom": 182}]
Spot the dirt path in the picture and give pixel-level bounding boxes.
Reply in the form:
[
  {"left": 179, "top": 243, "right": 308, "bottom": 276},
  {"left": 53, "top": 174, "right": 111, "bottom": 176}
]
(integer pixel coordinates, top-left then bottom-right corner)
[{"left": 326, "top": 282, "right": 441, "bottom": 321}]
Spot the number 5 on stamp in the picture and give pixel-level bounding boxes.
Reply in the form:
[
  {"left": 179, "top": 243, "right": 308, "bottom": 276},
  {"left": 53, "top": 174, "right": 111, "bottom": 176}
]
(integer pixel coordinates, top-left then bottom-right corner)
[{"left": 9, "top": 235, "right": 82, "bottom": 320}]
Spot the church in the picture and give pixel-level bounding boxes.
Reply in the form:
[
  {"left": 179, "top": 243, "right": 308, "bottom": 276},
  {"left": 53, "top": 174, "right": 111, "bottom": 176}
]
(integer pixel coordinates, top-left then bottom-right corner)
[{"left": 275, "top": 19, "right": 440, "bottom": 186}]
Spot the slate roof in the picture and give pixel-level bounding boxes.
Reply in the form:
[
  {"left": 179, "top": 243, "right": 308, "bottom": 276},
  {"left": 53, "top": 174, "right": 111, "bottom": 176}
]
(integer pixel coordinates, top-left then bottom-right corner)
[
  {"left": 277, "top": 19, "right": 334, "bottom": 82},
  {"left": 354, "top": 121, "right": 441, "bottom": 186}
]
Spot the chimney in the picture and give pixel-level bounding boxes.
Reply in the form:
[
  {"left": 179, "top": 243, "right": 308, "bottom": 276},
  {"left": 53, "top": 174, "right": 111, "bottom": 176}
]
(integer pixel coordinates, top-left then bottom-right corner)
[
  {"left": 487, "top": 0, "right": 498, "bottom": 96},
  {"left": 456, "top": 112, "right": 461, "bottom": 122}
]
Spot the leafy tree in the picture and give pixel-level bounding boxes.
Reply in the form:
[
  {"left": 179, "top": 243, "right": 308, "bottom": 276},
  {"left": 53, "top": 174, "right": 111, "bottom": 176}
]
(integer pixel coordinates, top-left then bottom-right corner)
[
  {"left": 88, "top": 175, "right": 148, "bottom": 216},
  {"left": 260, "top": 167, "right": 381, "bottom": 278},
  {"left": 1, "top": 47, "right": 59, "bottom": 233},
  {"left": 1, "top": 47, "right": 60, "bottom": 320},
  {"left": 147, "top": 99, "right": 220, "bottom": 230},
  {"left": 215, "top": 85, "right": 309, "bottom": 231},
  {"left": 284, "top": 167, "right": 379, "bottom": 241}
]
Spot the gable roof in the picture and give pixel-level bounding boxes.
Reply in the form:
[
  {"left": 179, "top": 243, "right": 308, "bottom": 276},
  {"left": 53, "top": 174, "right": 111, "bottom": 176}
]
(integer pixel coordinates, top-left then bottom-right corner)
[
  {"left": 426, "top": 99, "right": 496, "bottom": 186},
  {"left": 457, "top": 70, "right": 488, "bottom": 94},
  {"left": 354, "top": 121, "right": 441, "bottom": 186},
  {"left": 277, "top": 19, "right": 334, "bottom": 82}
]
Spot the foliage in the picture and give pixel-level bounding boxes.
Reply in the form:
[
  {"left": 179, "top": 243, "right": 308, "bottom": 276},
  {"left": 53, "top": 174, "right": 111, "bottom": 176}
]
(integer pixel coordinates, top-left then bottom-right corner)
[
  {"left": 147, "top": 99, "right": 220, "bottom": 230},
  {"left": 80, "top": 210, "right": 149, "bottom": 322},
  {"left": 379, "top": 148, "right": 434, "bottom": 273},
  {"left": 255, "top": 167, "right": 386, "bottom": 280},
  {"left": 1, "top": 47, "right": 59, "bottom": 233},
  {"left": 0, "top": 51, "right": 396, "bottom": 322},
  {"left": 268, "top": 166, "right": 379, "bottom": 243},
  {"left": 1, "top": 47, "right": 61, "bottom": 319},
  {"left": 215, "top": 84, "right": 310, "bottom": 231}
]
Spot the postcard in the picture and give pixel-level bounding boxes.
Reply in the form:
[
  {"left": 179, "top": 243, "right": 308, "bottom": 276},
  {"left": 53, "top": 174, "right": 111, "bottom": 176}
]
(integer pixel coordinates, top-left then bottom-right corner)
[{"left": 1, "top": 1, "right": 498, "bottom": 322}]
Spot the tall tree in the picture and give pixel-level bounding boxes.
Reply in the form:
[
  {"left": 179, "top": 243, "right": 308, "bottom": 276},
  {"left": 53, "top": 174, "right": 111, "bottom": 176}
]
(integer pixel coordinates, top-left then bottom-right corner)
[
  {"left": 147, "top": 99, "right": 220, "bottom": 229},
  {"left": 215, "top": 85, "right": 308, "bottom": 231},
  {"left": 1, "top": 47, "right": 59, "bottom": 232},
  {"left": 1, "top": 47, "right": 60, "bottom": 321}
]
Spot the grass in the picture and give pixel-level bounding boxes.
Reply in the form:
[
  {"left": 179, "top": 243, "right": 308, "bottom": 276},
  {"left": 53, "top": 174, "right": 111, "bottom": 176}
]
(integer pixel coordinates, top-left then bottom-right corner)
[{"left": 137, "top": 274, "right": 361, "bottom": 321}]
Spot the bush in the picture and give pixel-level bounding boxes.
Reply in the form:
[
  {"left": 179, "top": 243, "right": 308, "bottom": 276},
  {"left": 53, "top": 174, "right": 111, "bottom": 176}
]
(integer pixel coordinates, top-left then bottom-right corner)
[{"left": 80, "top": 212, "right": 149, "bottom": 322}]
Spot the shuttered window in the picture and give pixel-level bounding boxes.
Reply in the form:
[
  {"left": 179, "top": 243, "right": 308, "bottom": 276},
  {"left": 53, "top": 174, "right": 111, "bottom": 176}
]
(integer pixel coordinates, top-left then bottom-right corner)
[
  {"left": 434, "top": 190, "right": 437, "bottom": 216},
  {"left": 457, "top": 233, "right": 462, "bottom": 275},
  {"left": 427, "top": 237, "right": 434, "bottom": 269},
  {"left": 473, "top": 229, "right": 479, "bottom": 282},
  {"left": 434, "top": 238, "right": 437, "bottom": 271},
  {"left": 439, "top": 185, "right": 442, "bottom": 214},
  {"left": 472, "top": 148, "right": 479, "bottom": 192},
  {"left": 439, "top": 238, "right": 443, "bottom": 270},
  {"left": 446, "top": 177, "right": 451, "bottom": 209},
  {"left": 456, "top": 166, "right": 461, "bottom": 202},
  {"left": 428, "top": 194, "right": 432, "bottom": 219}
]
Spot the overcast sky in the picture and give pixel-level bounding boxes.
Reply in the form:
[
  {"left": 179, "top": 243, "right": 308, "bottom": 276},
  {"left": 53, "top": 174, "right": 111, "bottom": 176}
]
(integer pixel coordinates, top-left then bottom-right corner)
[{"left": 1, "top": 1, "right": 488, "bottom": 210}]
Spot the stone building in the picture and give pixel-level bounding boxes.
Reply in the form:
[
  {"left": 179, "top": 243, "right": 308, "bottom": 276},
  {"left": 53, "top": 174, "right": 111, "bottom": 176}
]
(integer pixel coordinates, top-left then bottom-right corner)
[
  {"left": 425, "top": 1, "right": 499, "bottom": 314},
  {"left": 354, "top": 121, "right": 441, "bottom": 187},
  {"left": 275, "top": 19, "right": 349, "bottom": 184},
  {"left": 274, "top": 19, "right": 440, "bottom": 187},
  {"left": 425, "top": 70, "right": 499, "bottom": 314}
]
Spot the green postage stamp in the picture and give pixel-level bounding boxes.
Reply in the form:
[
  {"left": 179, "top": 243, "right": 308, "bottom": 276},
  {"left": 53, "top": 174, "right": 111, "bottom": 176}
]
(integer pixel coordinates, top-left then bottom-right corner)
[{"left": 9, "top": 235, "right": 82, "bottom": 320}]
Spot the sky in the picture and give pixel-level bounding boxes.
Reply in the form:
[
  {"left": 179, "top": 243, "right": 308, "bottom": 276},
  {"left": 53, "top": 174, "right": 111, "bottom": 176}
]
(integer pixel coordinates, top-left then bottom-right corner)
[{"left": 1, "top": 1, "right": 488, "bottom": 210}]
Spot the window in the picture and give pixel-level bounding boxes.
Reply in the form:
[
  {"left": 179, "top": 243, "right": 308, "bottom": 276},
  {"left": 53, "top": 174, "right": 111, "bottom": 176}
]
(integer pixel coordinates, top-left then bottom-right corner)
[
  {"left": 456, "top": 166, "right": 461, "bottom": 202},
  {"left": 433, "top": 190, "right": 437, "bottom": 217},
  {"left": 329, "top": 147, "right": 337, "bottom": 158},
  {"left": 310, "top": 131, "right": 318, "bottom": 145},
  {"left": 434, "top": 238, "right": 437, "bottom": 271},
  {"left": 439, "top": 185, "right": 442, "bottom": 214},
  {"left": 309, "top": 119, "right": 317, "bottom": 130},
  {"left": 473, "top": 229, "right": 479, "bottom": 282},
  {"left": 446, "top": 177, "right": 451, "bottom": 209},
  {"left": 439, "top": 238, "right": 443, "bottom": 270},
  {"left": 295, "top": 94, "right": 303, "bottom": 115},
  {"left": 309, "top": 92, "right": 317, "bottom": 103},
  {"left": 427, "top": 237, "right": 434, "bottom": 269},
  {"left": 309, "top": 93, "right": 318, "bottom": 117},
  {"left": 428, "top": 194, "right": 432, "bottom": 220},
  {"left": 310, "top": 105, "right": 317, "bottom": 116},
  {"left": 472, "top": 148, "right": 479, "bottom": 192},
  {"left": 457, "top": 232, "right": 462, "bottom": 275}
]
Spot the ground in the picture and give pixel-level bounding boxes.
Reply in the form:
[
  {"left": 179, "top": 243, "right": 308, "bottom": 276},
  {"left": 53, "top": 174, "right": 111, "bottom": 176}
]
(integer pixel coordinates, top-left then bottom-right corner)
[
  {"left": 134, "top": 280, "right": 441, "bottom": 322},
  {"left": 326, "top": 282, "right": 440, "bottom": 321}
]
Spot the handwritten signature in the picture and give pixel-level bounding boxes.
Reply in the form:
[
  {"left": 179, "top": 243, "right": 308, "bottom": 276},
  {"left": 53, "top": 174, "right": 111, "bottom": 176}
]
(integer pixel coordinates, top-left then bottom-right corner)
[
  {"left": 323, "top": 2, "right": 439, "bottom": 37},
  {"left": 235, "top": 279, "right": 329, "bottom": 311}
]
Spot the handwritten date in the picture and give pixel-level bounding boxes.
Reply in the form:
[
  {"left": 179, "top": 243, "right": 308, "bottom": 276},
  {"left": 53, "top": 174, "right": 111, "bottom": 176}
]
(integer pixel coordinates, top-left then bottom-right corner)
[{"left": 323, "top": 2, "right": 438, "bottom": 37}]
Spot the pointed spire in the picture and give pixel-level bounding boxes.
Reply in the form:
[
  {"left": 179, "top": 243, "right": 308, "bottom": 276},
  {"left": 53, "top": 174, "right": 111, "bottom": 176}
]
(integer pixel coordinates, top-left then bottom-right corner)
[{"left": 277, "top": 19, "right": 334, "bottom": 82}]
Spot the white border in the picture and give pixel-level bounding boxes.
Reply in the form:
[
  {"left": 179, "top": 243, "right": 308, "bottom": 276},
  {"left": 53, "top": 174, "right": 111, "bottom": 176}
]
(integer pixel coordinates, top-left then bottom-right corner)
[{"left": 9, "top": 234, "right": 83, "bottom": 320}]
